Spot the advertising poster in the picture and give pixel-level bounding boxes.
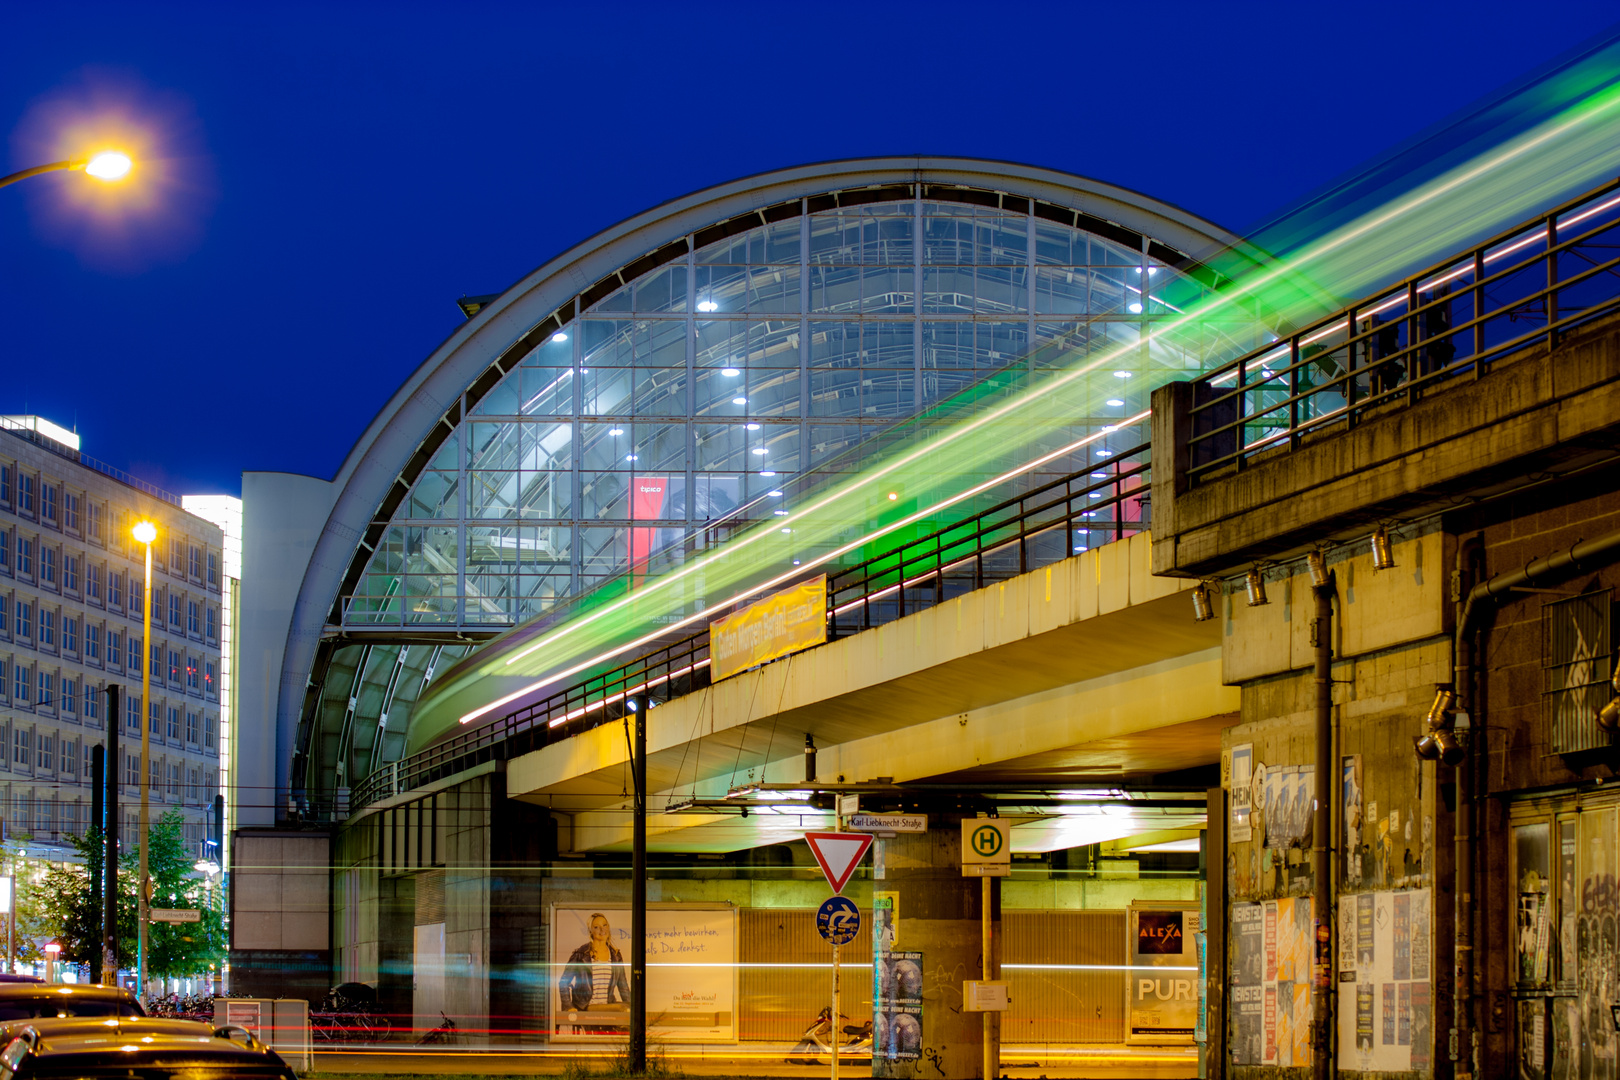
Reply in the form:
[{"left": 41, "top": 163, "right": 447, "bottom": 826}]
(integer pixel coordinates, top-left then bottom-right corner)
[
  {"left": 550, "top": 904, "right": 737, "bottom": 1042},
  {"left": 1229, "top": 898, "right": 1313, "bottom": 1066},
  {"left": 1230, "top": 744, "right": 1253, "bottom": 842},
  {"left": 873, "top": 891, "right": 899, "bottom": 950},
  {"left": 1336, "top": 888, "right": 1432, "bottom": 1071},
  {"left": 875, "top": 950, "right": 923, "bottom": 1061},
  {"left": 709, "top": 576, "right": 828, "bottom": 681},
  {"left": 1127, "top": 908, "right": 1199, "bottom": 1043}
]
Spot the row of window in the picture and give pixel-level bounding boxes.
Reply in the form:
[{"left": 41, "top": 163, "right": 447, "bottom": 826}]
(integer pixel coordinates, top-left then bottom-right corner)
[
  {"left": 0, "top": 659, "right": 219, "bottom": 753},
  {"left": 0, "top": 531, "right": 223, "bottom": 636},
  {"left": 0, "top": 721, "right": 217, "bottom": 801},
  {"left": 0, "top": 793, "right": 215, "bottom": 848},
  {"left": 0, "top": 599, "right": 219, "bottom": 698},
  {"left": 0, "top": 463, "right": 222, "bottom": 588}
]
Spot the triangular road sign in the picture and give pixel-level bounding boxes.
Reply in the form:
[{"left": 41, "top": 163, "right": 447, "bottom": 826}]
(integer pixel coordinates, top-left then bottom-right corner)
[{"left": 805, "top": 831, "right": 874, "bottom": 894}]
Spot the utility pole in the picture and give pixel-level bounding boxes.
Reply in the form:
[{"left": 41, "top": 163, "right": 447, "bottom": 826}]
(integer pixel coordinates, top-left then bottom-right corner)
[
  {"left": 90, "top": 745, "right": 104, "bottom": 985},
  {"left": 629, "top": 693, "right": 648, "bottom": 1073},
  {"left": 104, "top": 684, "right": 121, "bottom": 986}
]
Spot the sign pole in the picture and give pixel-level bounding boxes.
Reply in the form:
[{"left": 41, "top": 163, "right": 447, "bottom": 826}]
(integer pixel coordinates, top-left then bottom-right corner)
[
  {"left": 982, "top": 875, "right": 992, "bottom": 1080},
  {"left": 831, "top": 938, "right": 840, "bottom": 1080},
  {"left": 629, "top": 694, "right": 648, "bottom": 1074}
]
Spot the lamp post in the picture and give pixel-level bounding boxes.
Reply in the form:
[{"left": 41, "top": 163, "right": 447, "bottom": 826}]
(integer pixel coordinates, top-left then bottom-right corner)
[
  {"left": 0, "top": 152, "right": 132, "bottom": 190},
  {"left": 132, "top": 519, "right": 157, "bottom": 1001}
]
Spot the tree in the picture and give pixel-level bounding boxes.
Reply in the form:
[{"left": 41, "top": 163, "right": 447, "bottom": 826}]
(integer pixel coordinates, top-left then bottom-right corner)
[{"left": 36, "top": 812, "right": 226, "bottom": 979}]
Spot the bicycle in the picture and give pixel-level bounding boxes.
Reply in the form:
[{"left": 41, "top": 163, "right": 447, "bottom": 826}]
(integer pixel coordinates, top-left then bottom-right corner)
[{"left": 416, "top": 1011, "right": 460, "bottom": 1046}]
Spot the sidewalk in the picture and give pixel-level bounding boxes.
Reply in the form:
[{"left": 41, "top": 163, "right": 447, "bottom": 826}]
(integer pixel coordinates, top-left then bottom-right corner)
[{"left": 307, "top": 1043, "right": 1199, "bottom": 1079}]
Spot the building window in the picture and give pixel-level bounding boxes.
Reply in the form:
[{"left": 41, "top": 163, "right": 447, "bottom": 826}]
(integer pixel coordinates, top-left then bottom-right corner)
[
  {"left": 63, "top": 739, "right": 76, "bottom": 775},
  {"left": 167, "top": 649, "right": 180, "bottom": 683},
  {"left": 0, "top": 659, "right": 6, "bottom": 700},
  {"left": 130, "top": 579, "right": 142, "bottom": 616},
  {"left": 18, "top": 476, "right": 33, "bottom": 514},
  {"left": 149, "top": 700, "right": 160, "bottom": 735},
  {"left": 205, "top": 605, "right": 216, "bottom": 640},
  {"left": 126, "top": 694, "right": 140, "bottom": 735},
  {"left": 64, "top": 493, "right": 79, "bottom": 531},
  {"left": 185, "top": 657, "right": 198, "bottom": 690},
  {"left": 63, "top": 618, "right": 76, "bottom": 653},
  {"left": 106, "top": 630, "right": 120, "bottom": 668},
  {"left": 167, "top": 761, "right": 180, "bottom": 799},
  {"left": 61, "top": 678, "right": 76, "bottom": 714},
  {"left": 13, "top": 664, "right": 27, "bottom": 703},
  {"left": 0, "top": 601, "right": 6, "bottom": 634},
  {"left": 85, "top": 624, "right": 99, "bottom": 661},
  {"left": 87, "top": 563, "right": 100, "bottom": 601},
  {"left": 188, "top": 546, "right": 200, "bottom": 580},
  {"left": 107, "top": 570, "right": 121, "bottom": 609},
  {"left": 38, "top": 733, "right": 53, "bottom": 771},
  {"left": 169, "top": 539, "right": 182, "bottom": 572},
  {"left": 38, "top": 609, "right": 53, "bottom": 647},
  {"left": 0, "top": 466, "right": 8, "bottom": 504},
  {"left": 187, "top": 602, "right": 199, "bottom": 636},
  {"left": 168, "top": 593, "right": 181, "bottom": 628},
  {"left": 81, "top": 743, "right": 90, "bottom": 778},
  {"left": 205, "top": 713, "right": 216, "bottom": 749},
  {"left": 207, "top": 551, "right": 218, "bottom": 586},
  {"left": 40, "top": 547, "right": 55, "bottom": 586},
  {"left": 16, "top": 602, "right": 30, "bottom": 640},
  {"left": 37, "top": 671, "right": 53, "bottom": 707},
  {"left": 185, "top": 711, "right": 199, "bottom": 744},
  {"left": 14, "top": 728, "right": 29, "bottom": 766},
  {"left": 0, "top": 529, "right": 8, "bottom": 571},
  {"left": 204, "top": 661, "right": 215, "bottom": 695},
  {"left": 64, "top": 556, "right": 77, "bottom": 592},
  {"left": 165, "top": 705, "right": 179, "bottom": 739},
  {"left": 83, "top": 685, "right": 98, "bottom": 721},
  {"left": 149, "top": 641, "right": 160, "bottom": 678},
  {"left": 41, "top": 485, "right": 56, "bottom": 524},
  {"left": 87, "top": 503, "right": 101, "bottom": 541},
  {"left": 16, "top": 537, "right": 30, "bottom": 577},
  {"left": 124, "top": 750, "right": 137, "bottom": 787}
]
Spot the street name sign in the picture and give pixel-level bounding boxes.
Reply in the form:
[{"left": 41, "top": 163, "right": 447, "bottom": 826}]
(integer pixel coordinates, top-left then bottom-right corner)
[
  {"left": 846, "top": 813, "right": 927, "bottom": 834},
  {"left": 150, "top": 908, "right": 202, "bottom": 924},
  {"left": 805, "top": 831, "right": 874, "bottom": 894}
]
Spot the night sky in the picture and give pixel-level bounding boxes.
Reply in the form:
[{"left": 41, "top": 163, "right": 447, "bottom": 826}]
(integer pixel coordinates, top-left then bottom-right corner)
[{"left": 3, "top": 2, "right": 1615, "bottom": 498}]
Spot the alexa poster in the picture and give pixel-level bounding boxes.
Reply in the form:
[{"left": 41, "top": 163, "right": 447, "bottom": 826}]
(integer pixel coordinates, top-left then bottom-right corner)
[{"left": 549, "top": 903, "right": 738, "bottom": 1043}]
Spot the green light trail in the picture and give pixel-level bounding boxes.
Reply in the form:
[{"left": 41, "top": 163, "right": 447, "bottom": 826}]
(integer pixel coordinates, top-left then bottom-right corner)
[{"left": 406, "top": 69, "right": 1620, "bottom": 751}]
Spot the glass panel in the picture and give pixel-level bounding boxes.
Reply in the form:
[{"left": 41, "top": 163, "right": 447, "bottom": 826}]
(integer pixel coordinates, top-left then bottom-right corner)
[
  {"left": 517, "top": 471, "right": 572, "bottom": 518},
  {"left": 407, "top": 472, "right": 458, "bottom": 519},
  {"left": 579, "top": 368, "right": 633, "bottom": 415},
  {"left": 520, "top": 367, "right": 575, "bottom": 416},
  {"left": 1515, "top": 821, "right": 1551, "bottom": 985},
  {"left": 633, "top": 266, "right": 687, "bottom": 313},
  {"left": 523, "top": 422, "right": 574, "bottom": 472},
  {"left": 579, "top": 473, "right": 629, "bottom": 519}
]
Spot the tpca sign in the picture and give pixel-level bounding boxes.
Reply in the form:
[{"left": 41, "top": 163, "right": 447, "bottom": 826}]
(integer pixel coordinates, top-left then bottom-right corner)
[{"left": 960, "top": 819, "right": 1010, "bottom": 877}]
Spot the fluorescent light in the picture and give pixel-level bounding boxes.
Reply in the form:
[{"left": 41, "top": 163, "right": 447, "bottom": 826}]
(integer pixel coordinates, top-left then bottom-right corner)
[
  {"left": 1113, "top": 370, "right": 1132, "bottom": 378},
  {"left": 697, "top": 300, "right": 719, "bottom": 312},
  {"left": 768, "top": 490, "right": 783, "bottom": 497},
  {"left": 551, "top": 332, "right": 568, "bottom": 343},
  {"left": 746, "top": 423, "right": 761, "bottom": 431},
  {"left": 751, "top": 448, "right": 768, "bottom": 455},
  {"left": 1096, "top": 449, "right": 1113, "bottom": 457},
  {"left": 721, "top": 367, "right": 740, "bottom": 377},
  {"left": 608, "top": 428, "right": 623, "bottom": 436},
  {"left": 1126, "top": 838, "right": 1203, "bottom": 854},
  {"left": 1106, "top": 399, "right": 1124, "bottom": 407},
  {"left": 774, "top": 509, "right": 789, "bottom": 516},
  {"left": 759, "top": 470, "right": 777, "bottom": 477},
  {"left": 732, "top": 396, "right": 748, "bottom": 405},
  {"left": 1091, "top": 472, "right": 1107, "bottom": 479},
  {"left": 1128, "top": 303, "right": 1143, "bottom": 314},
  {"left": 625, "top": 454, "right": 638, "bottom": 462}
]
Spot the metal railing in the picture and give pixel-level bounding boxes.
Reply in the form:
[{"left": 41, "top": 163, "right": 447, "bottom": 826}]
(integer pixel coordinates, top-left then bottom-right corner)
[
  {"left": 0, "top": 415, "right": 184, "bottom": 507},
  {"left": 346, "top": 445, "right": 1151, "bottom": 812},
  {"left": 1187, "top": 179, "right": 1620, "bottom": 479}
]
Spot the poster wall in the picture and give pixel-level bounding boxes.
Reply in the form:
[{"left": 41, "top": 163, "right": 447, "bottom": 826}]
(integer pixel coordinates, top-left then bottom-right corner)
[
  {"left": 1231, "top": 897, "right": 1314, "bottom": 1066},
  {"left": 1335, "top": 888, "right": 1431, "bottom": 1072},
  {"left": 550, "top": 904, "right": 738, "bottom": 1042},
  {"left": 1127, "top": 907, "right": 1200, "bottom": 1043},
  {"left": 875, "top": 950, "right": 924, "bottom": 1061}
]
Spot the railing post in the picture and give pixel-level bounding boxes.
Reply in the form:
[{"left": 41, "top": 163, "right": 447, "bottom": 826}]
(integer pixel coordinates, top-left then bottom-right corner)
[
  {"left": 1407, "top": 279, "right": 1420, "bottom": 407},
  {"left": 1473, "top": 250, "right": 1486, "bottom": 379},
  {"left": 1344, "top": 306, "right": 1359, "bottom": 428},
  {"left": 1289, "top": 335, "right": 1301, "bottom": 450},
  {"left": 1546, "top": 214, "right": 1560, "bottom": 351}
]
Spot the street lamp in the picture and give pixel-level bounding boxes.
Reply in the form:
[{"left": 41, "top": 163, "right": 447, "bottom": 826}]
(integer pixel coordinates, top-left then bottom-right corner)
[
  {"left": 0, "top": 151, "right": 133, "bottom": 190},
  {"left": 132, "top": 519, "right": 156, "bottom": 1000}
]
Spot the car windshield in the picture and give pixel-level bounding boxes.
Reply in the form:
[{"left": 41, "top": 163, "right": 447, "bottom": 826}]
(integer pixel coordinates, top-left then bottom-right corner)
[{"left": 0, "top": 998, "right": 139, "bottom": 1022}]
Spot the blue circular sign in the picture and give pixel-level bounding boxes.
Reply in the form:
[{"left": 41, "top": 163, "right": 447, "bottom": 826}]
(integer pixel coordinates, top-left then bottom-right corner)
[{"left": 816, "top": 895, "right": 861, "bottom": 945}]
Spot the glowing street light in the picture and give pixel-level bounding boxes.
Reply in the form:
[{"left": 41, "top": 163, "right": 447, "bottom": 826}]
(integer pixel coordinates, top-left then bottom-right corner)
[
  {"left": 131, "top": 519, "right": 156, "bottom": 998},
  {"left": 0, "top": 150, "right": 135, "bottom": 190}
]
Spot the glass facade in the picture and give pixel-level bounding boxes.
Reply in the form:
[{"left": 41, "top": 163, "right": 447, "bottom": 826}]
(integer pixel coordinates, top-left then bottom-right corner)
[{"left": 343, "top": 198, "right": 1251, "bottom": 633}]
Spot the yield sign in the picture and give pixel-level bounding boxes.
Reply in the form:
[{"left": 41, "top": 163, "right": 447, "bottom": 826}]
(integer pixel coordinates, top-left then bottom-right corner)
[{"left": 804, "top": 831, "right": 874, "bottom": 894}]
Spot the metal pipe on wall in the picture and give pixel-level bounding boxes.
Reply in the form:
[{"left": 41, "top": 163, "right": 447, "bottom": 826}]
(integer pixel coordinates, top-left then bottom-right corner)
[{"left": 1311, "top": 578, "right": 1335, "bottom": 1080}]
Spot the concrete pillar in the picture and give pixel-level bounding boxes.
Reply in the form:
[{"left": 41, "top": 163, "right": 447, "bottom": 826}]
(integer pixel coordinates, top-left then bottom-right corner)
[{"left": 872, "top": 819, "right": 998, "bottom": 1080}]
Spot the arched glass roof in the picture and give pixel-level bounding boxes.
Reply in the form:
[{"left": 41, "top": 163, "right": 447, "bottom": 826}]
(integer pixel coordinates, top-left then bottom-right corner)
[{"left": 285, "top": 161, "right": 1270, "bottom": 813}]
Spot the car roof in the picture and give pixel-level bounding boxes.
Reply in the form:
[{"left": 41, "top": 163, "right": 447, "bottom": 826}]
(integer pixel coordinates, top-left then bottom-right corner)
[
  {"left": 4, "top": 1024, "right": 292, "bottom": 1076},
  {"left": 0, "top": 987, "right": 133, "bottom": 1001},
  {"left": 0, "top": 1019, "right": 204, "bottom": 1041}
]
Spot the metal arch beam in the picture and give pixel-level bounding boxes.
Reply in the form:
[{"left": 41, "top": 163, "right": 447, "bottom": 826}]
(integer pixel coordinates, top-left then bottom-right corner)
[{"left": 274, "top": 157, "right": 1254, "bottom": 812}]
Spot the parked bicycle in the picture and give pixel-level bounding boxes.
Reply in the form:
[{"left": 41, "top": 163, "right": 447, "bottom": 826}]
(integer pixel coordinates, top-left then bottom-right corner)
[
  {"left": 416, "top": 1011, "right": 460, "bottom": 1046},
  {"left": 311, "top": 983, "right": 385, "bottom": 1044}
]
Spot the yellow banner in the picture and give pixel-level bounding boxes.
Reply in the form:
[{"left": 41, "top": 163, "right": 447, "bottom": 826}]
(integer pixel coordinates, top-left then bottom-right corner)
[{"left": 709, "top": 575, "right": 828, "bottom": 682}]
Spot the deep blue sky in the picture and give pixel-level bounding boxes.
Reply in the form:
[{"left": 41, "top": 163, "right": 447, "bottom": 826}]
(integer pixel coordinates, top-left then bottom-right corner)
[{"left": 2, "top": 2, "right": 1615, "bottom": 498}]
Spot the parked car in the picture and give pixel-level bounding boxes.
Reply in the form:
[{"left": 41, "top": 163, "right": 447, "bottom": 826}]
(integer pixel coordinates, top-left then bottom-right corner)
[
  {"left": 0, "top": 985, "right": 142, "bottom": 1023},
  {"left": 0, "top": 1021, "right": 296, "bottom": 1080}
]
